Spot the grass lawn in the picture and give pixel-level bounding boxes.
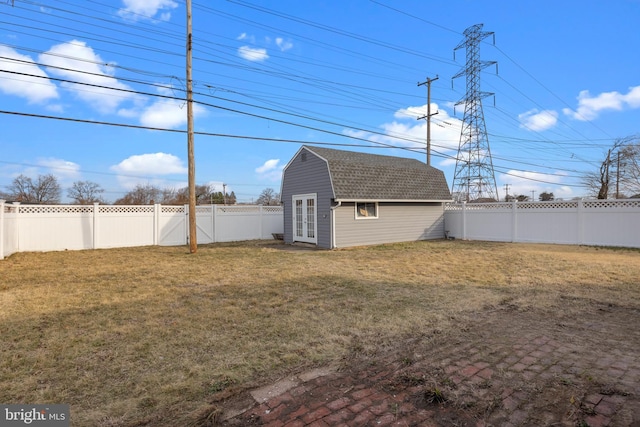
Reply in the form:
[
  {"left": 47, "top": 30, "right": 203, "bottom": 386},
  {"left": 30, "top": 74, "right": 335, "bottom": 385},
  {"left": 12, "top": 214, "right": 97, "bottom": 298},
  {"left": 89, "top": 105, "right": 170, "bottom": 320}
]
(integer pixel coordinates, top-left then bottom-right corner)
[{"left": 1, "top": 240, "right": 639, "bottom": 426}]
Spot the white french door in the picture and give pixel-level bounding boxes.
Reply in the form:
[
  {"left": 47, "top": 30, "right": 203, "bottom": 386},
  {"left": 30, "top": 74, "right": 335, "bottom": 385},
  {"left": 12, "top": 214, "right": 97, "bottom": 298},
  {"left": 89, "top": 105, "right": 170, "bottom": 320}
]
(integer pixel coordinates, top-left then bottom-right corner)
[{"left": 292, "top": 193, "right": 317, "bottom": 244}]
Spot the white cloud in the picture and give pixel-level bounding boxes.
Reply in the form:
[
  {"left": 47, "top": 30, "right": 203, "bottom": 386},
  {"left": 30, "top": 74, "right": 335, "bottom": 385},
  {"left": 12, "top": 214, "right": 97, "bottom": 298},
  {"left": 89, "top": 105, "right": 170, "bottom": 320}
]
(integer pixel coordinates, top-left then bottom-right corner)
[
  {"left": 38, "top": 40, "right": 136, "bottom": 114},
  {"left": 238, "top": 46, "right": 269, "bottom": 62},
  {"left": 37, "top": 158, "right": 81, "bottom": 180},
  {"left": 255, "top": 159, "right": 280, "bottom": 174},
  {"left": 255, "top": 159, "right": 283, "bottom": 181},
  {"left": 0, "top": 45, "right": 58, "bottom": 103},
  {"left": 46, "top": 104, "right": 65, "bottom": 113},
  {"left": 118, "top": 0, "right": 177, "bottom": 22},
  {"left": 563, "top": 85, "right": 640, "bottom": 121},
  {"left": 111, "top": 153, "right": 187, "bottom": 175},
  {"left": 625, "top": 85, "right": 640, "bottom": 108},
  {"left": 137, "top": 97, "right": 205, "bottom": 129},
  {"left": 518, "top": 109, "right": 558, "bottom": 131},
  {"left": 139, "top": 100, "right": 187, "bottom": 128},
  {"left": 346, "top": 103, "right": 462, "bottom": 160},
  {"left": 275, "top": 37, "right": 293, "bottom": 52},
  {"left": 237, "top": 33, "right": 256, "bottom": 43},
  {"left": 3, "top": 158, "right": 81, "bottom": 189},
  {"left": 110, "top": 152, "right": 187, "bottom": 189},
  {"left": 117, "top": 86, "right": 204, "bottom": 128},
  {"left": 501, "top": 170, "right": 565, "bottom": 185}
]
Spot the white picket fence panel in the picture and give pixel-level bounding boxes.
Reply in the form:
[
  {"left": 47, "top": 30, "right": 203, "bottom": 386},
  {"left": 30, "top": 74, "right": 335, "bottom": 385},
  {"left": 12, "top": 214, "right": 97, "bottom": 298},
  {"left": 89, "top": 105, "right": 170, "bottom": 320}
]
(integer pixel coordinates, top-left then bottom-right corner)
[
  {"left": 0, "top": 201, "right": 284, "bottom": 259},
  {"left": 444, "top": 199, "right": 640, "bottom": 248}
]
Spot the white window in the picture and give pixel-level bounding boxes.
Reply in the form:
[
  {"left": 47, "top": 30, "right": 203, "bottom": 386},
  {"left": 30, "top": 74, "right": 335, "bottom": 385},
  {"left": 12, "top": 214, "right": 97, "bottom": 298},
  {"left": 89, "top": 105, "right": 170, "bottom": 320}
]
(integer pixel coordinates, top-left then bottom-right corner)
[{"left": 355, "top": 202, "right": 378, "bottom": 219}]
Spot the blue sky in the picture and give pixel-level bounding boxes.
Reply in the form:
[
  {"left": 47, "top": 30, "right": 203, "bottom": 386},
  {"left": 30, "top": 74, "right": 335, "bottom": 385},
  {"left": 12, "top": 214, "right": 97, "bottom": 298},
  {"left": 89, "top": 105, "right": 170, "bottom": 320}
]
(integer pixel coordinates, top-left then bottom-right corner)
[{"left": 1, "top": 0, "right": 639, "bottom": 203}]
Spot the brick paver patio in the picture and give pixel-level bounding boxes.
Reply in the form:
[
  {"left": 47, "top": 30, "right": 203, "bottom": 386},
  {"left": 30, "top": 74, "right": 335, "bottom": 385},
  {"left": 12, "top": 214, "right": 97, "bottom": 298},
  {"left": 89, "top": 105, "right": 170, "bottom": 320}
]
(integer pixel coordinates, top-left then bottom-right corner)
[{"left": 221, "top": 305, "right": 640, "bottom": 426}]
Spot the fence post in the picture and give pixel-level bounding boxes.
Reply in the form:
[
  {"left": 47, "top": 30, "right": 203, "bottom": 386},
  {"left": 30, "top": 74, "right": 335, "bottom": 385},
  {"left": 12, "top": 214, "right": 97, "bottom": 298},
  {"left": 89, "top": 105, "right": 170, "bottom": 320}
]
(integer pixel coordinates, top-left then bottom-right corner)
[
  {"left": 511, "top": 200, "right": 518, "bottom": 242},
  {"left": 13, "top": 202, "right": 20, "bottom": 254},
  {"left": 259, "top": 205, "right": 264, "bottom": 239},
  {"left": 93, "top": 202, "right": 99, "bottom": 249},
  {"left": 212, "top": 205, "right": 218, "bottom": 243},
  {"left": 211, "top": 204, "right": 216, "bottom": 243},
  {"left": 153, "top": 204, "right": 160, "bottom": 245},
  {"left": 0, "top": 199, "right": 4, "bottom": 260},
  {"left": 462, "top": 201, "right": 467, "bottom": 240},
  {"left": 577, "top": 199, "right": 584, "bottom": 245},
  {"left": 184, "top": 204, "right": 189, "bottom": 245}
]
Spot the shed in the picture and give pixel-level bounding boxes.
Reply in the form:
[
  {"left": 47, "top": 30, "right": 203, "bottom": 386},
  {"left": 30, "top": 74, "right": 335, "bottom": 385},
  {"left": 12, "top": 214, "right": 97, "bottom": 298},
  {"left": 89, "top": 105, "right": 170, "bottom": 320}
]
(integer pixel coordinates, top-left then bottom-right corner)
[{"left": 280, "top": 145, "right": 452, "bottom": 249}]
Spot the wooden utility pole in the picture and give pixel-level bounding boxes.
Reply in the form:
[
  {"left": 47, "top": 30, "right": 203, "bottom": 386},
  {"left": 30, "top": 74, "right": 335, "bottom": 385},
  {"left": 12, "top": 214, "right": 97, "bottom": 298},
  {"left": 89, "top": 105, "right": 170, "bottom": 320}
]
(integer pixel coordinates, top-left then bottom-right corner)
[
  {"left": 186, "top": 0, "right": 197, "bottom": 253},
  {"left": 417, "top": 75, "right": 439, "bottom": 166},
  {"left": 222, "top": 183, "right": 227, "bottom": 205}
]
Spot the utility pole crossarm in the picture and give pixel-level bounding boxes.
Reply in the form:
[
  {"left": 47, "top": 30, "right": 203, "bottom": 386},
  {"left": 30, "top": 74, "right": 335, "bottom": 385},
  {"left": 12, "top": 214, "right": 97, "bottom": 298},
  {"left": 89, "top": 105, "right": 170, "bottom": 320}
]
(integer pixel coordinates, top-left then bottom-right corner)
[{"left": 417, "top": 75, "right": 439, "bottom": 166}]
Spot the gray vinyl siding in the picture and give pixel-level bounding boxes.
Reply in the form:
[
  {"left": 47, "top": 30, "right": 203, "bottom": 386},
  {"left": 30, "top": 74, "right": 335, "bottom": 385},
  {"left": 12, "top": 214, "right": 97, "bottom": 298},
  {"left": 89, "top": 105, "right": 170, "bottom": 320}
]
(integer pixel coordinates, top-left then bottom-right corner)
[
  {"left": 281, "top": 149, "right": 334, "bottom": 248},
  {"left": 334, "top": 202, "right": 445, "bottom": 248}
]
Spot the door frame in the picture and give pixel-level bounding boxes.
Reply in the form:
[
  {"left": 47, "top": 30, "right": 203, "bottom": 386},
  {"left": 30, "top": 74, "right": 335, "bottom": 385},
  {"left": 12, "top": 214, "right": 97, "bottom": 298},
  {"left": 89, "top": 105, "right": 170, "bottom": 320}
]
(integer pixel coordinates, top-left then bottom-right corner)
[{"left": 292, "top": 193, "right": 317, "bottom": 244}]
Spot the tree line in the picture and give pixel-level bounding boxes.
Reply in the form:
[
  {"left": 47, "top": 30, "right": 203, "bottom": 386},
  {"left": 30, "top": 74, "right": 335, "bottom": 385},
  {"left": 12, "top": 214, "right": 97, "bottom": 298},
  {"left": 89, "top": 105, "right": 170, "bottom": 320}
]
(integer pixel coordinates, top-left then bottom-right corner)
[{"left": 0, "top": 175, "right": 282, "bottom": 206}]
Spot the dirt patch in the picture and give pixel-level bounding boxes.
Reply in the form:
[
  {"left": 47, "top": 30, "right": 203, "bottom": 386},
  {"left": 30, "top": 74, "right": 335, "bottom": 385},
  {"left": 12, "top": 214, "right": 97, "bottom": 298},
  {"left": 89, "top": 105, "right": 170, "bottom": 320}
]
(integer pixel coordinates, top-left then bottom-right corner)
[{"left": 220, "top": 302, "right": 640, "bottom": 426}]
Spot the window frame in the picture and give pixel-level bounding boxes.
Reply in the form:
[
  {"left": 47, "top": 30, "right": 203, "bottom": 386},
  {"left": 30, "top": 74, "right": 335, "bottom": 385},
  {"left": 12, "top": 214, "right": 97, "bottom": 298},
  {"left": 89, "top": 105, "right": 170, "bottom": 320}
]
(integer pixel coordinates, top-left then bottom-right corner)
[{"left": 355, "top": 202, "right": 378, "bottom": 220}]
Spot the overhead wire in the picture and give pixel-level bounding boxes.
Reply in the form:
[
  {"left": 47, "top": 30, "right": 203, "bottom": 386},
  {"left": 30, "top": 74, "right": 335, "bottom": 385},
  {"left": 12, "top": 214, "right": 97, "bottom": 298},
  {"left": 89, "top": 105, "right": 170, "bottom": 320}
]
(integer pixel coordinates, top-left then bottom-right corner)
[
  {"left": 2, "top": 0, "right": 616, "bottom": 191},
  {"left": 0, "top": 64, "right": 430, "bottom": 150}
]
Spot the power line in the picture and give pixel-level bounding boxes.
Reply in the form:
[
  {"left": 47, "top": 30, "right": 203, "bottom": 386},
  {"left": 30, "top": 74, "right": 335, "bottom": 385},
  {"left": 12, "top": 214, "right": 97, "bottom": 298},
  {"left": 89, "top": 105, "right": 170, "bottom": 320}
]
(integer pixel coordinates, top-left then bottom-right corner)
[
  {"left": 0, "top": 67, "right": 433, "bottom": 151},
  {"left": 0, "top": 109, "right": 593, "bottom": 190},
  {"left": 0, "top": 109, "right": 420, "bottom": 152}
]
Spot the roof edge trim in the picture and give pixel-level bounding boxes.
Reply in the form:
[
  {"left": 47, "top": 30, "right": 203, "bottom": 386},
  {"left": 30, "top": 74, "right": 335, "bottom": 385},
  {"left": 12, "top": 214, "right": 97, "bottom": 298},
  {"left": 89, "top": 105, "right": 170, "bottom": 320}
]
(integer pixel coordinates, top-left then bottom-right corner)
[{"left": 335, "top": 199, "right": 453, "bottom": 203}]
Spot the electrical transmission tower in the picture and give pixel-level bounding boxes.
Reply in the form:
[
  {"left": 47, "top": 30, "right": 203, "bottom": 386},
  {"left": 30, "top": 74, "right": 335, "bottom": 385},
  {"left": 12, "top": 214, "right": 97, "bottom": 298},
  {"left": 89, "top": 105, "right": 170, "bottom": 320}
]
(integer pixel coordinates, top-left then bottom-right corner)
[{"left": 451, "top": 24, "right": 498, "bottom": 202}]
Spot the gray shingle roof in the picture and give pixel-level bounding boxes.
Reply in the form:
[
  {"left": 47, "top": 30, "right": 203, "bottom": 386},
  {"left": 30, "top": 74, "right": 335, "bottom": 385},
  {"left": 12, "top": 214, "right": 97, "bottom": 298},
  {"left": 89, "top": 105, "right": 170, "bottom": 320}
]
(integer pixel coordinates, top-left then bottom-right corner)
[{"left": 304, "top": 146, "right": 451, "bottom": 201}]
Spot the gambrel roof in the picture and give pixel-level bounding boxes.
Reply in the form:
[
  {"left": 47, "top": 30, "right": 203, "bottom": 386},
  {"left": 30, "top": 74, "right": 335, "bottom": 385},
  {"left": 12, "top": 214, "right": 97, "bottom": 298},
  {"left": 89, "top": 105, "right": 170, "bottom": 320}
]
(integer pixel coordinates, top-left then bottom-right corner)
[{"left": 301, "top": 146, "right": 451, "bottom": 201}]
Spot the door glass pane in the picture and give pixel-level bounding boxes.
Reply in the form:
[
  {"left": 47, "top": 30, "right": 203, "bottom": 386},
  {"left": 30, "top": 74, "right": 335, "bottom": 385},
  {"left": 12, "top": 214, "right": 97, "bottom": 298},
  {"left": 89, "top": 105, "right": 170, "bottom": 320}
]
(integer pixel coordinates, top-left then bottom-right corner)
[
  {"left": 306, "top": 199, "right": 315, "bottom": 238},
  {"left": 295, "top": 200, "right": 303, "bottom": 237}
]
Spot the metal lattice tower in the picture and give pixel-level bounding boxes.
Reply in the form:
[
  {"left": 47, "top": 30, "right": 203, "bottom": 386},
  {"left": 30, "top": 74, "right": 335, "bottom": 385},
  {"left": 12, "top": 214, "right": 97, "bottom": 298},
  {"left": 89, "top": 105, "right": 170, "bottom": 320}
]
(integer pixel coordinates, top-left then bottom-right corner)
[{"left": 451, "top": 24, "right": 498, "bottom": 202}]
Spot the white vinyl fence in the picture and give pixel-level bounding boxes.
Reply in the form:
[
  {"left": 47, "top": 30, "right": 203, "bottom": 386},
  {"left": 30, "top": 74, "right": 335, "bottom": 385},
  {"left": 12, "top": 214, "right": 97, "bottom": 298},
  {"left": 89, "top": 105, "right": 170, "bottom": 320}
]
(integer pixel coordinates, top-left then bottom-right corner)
[
  {"left": 444, "top": 199, "right": 640, "bottom": 248},
  {"left": 0, "top": 201, "right": 283, "bottom": 259}
]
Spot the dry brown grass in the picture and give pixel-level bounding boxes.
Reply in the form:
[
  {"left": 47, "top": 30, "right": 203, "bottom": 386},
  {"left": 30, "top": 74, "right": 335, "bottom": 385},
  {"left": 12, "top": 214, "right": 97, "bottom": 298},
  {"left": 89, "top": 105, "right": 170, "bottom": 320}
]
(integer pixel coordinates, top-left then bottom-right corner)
[{"left": 1, "top": 240, "right": 639, "bottom": 426}]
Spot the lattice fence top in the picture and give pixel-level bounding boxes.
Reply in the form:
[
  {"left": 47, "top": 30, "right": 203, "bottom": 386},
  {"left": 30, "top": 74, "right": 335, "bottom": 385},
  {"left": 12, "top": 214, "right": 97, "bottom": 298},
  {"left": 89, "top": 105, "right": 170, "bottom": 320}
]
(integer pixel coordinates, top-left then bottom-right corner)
[
  {"left": 4, "top": 204, "right": 285, "bottom": 214},
  {"left": 468, "top": 203, "right": 513, "bottom": 211},
  {"left": 517, "top": 201, "right": 578, "bottom": 209},
  {"left": 162, "top": 206, "right": 185, "bottom": 213},
  {"left": 445, "top": 199, "right": 640, "bottom": 211},
  {"left": 99, "top": 206, "right": 154, "bottom": 213},
  {"left": 216, "top": 205, "right": 282, "bottom": 213},
  {"left": 584, "top": 200, "right": 640, "bottom": 209},
  {"left": 263, "top": 206, "right": 284, "bottom": 213},
  {"left": 445, "top": 202, "right": 513, "bottom": 211},
  {"left": 19, "top": 205, "right": 94, "bottom": 214}
]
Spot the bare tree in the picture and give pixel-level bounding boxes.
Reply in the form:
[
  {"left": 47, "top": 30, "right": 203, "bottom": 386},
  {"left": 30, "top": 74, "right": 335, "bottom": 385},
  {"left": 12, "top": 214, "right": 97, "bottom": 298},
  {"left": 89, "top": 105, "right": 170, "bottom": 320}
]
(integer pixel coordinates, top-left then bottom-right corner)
[
  {"left": 583, "top": 136, "right": 640, "bottom": 199},
  {"left": 617, "top": 143, "right": 640, "bottom": 197},
  {"left": 114, "top": 183, "right": 161, "bottom": 205},
  {"left": 68, "top": 181, "right": 105, "bottom": 204},
  {"left": 7, "top": 174, "right": 61, "bottom": 204},
  {"left": 115, "top": 184, "right": 236, "bottom": 205},
  {"left": 173, "top": 184, "right": 213, "bottom": 205},
  {"left": 255, "top": 188, "right": 280, "bottom": 206}
]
